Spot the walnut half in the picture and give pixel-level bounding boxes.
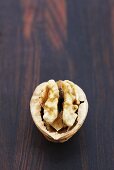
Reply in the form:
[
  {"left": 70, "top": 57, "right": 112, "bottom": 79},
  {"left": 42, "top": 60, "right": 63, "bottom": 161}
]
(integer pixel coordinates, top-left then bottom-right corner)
[{"left": 30, "top": 80, "right": 88, "bottom": 142}]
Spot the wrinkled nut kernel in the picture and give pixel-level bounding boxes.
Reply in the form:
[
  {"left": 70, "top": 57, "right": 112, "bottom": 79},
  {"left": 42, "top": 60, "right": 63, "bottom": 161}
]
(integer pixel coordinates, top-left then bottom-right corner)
[
  {"left": 43, "top": 80, "right": 59, "bottom": 124},
  {"left": 62, "top": 81, "right": 78, "bottom": 127},
  {"left": 30, "top": 80, "right": 88, "bottom": 142}
]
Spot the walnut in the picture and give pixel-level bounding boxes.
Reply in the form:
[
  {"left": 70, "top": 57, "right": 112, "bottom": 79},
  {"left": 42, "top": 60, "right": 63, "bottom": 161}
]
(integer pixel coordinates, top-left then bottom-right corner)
[{"left": 30, "top": 80, "right": 88, "bottom": 142}]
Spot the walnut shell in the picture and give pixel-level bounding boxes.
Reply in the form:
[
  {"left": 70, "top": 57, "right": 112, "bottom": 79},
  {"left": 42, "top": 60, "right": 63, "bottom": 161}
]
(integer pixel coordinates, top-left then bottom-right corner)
[{"left": 30, "top": 80, "right": 88, "bottom": 143}]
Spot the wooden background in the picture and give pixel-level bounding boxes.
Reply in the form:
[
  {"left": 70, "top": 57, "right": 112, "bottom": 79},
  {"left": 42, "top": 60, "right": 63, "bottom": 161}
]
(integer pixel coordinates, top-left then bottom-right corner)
[{"left": 0, "top": 0, "right": 114, "bottom": 169}]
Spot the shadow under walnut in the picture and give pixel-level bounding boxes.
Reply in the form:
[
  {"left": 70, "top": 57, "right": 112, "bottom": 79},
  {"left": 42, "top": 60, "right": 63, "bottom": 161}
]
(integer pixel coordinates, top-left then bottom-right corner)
[{"left": 30, "top": 80, "right": 88, "bottom": 143}]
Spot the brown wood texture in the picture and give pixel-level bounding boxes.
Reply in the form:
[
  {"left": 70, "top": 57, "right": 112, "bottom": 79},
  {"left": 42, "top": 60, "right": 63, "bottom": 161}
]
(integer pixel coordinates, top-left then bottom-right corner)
[{"left": 0, "top": 0, "right": 114, "bottom": 170}]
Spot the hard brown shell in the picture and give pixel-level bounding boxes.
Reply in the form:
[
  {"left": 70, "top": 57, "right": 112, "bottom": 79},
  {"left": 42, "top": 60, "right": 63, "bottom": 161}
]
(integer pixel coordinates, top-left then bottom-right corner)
[{"left": 30, "top": 82, "right": 88, "bottom": 143}]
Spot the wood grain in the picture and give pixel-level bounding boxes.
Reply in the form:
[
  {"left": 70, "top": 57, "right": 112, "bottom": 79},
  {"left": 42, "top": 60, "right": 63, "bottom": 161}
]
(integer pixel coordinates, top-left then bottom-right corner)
[{"left": 0, "top": 0, "right": 114, "bottom": 170}]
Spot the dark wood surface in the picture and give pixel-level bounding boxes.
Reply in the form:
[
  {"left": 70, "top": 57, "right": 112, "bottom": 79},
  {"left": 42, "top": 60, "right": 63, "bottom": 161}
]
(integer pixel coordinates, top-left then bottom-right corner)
[{"left": 0, "top": 0, "right": 114, "bottom": 170}]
